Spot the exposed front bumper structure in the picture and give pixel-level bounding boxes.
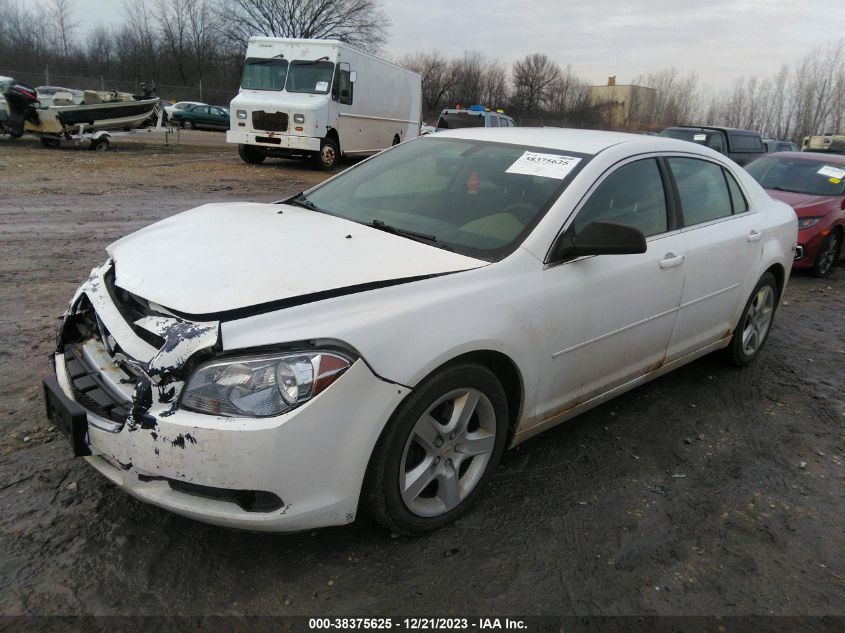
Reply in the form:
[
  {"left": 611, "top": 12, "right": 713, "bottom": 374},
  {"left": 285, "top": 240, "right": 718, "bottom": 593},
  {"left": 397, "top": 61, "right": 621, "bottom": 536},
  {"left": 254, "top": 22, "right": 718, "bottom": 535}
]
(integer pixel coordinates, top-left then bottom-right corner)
[{"left": 47, "top": 262, "right": 410, "bottom": 531}]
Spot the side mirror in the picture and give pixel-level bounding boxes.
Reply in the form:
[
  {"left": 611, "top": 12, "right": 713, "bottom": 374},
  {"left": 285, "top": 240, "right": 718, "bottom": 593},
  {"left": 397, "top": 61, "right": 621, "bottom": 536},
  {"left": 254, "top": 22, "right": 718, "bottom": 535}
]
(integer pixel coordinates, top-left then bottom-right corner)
[
  {"left": 551, "top": 221, "right": 647, "bottom": 262},
  {"left": 349, "top": 71, "right": 357, "bottom": 84}
]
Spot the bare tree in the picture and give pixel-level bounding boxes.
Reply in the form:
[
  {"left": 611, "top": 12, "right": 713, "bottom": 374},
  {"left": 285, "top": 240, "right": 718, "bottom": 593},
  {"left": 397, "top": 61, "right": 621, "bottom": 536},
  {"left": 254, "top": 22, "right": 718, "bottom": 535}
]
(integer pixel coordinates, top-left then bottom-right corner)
[
  {"left": 398, "top": 51, "right": 458, "bottom": 113},
  {"left": 511, "top": 53, "right": 560, "bottom": 115},
  {"left": 217, "top": 0, "right": 390, "bottom": 53},
  {"left": 48, "top": 0, "right": 78, "bottom": 60}
]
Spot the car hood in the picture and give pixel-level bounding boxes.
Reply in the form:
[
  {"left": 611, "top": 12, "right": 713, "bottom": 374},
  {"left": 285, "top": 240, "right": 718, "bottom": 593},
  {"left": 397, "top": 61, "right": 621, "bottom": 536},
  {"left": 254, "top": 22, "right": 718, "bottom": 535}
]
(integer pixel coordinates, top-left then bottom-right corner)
[
  {"left": 765, "top": 189, "right": 839, "bottom": 215},
  {"left": 106, "top": 202, "right": 487, "bottom": 318}
]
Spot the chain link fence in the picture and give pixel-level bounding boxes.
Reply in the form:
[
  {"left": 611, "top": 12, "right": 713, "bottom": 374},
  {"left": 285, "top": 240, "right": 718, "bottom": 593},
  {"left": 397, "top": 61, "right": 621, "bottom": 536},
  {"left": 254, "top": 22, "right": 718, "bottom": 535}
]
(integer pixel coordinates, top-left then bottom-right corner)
[{"left": 0, "top": 68, "right": 237, "bottom": 105}]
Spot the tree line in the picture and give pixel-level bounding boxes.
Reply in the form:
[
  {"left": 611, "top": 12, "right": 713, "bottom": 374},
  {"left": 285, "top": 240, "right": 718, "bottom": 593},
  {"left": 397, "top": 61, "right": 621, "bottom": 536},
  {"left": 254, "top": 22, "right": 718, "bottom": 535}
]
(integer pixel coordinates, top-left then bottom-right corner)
[{"left": 1, "top": 0, "right": 842, "bottom": 142}]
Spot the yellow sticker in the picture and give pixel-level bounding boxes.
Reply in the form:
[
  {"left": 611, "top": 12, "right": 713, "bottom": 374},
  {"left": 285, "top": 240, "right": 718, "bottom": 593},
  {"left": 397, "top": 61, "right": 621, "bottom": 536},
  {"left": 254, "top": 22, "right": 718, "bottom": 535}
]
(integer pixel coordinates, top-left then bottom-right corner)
[{"left": 830, "top": 177, "right": 842, "bottom": 184}]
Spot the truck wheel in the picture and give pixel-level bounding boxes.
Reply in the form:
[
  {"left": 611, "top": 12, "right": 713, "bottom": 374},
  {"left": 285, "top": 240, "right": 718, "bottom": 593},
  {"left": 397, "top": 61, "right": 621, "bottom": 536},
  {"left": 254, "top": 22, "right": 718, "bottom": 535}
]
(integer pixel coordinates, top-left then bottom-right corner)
[
  {"left": 40, "top": 137, "right": 60, "bottom": 148},
  {"left": 238, "top": 144, "right": 266, "bottom": 165},
  {"left": 315, "top": 138, "right": 339, "bottom": 171}
]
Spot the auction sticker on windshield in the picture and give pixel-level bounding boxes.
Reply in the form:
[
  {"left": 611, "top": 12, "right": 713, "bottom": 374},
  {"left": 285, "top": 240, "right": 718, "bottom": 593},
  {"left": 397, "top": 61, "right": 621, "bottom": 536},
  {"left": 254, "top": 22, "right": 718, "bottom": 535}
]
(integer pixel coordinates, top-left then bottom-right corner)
[
  {"left": 505, "top": 151, "right": 581, "bottom": 179},
  {"left": 817, "top": 165, "right": 845, "bottom": 180}
]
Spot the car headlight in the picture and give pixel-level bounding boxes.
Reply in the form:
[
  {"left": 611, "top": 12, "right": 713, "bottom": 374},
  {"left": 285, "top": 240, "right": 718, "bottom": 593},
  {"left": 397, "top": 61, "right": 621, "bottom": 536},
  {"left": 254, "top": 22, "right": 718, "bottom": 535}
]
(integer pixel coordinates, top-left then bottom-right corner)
[
  {"left": 293, "top": 113, "right": 305, "bottom": 124},
  {"left": 236, "top": 110, "right": 247, "bottom": 119},
  {"left": 798, "top": 217, "right": 822, "bottom": 229},
  {"left": 180, "top": 352, "right": 352, "bottom": 417}
]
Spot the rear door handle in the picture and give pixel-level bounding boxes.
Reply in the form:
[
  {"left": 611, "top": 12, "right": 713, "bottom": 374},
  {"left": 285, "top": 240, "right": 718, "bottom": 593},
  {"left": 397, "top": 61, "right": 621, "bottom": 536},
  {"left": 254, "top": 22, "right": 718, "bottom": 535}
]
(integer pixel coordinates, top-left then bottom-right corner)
[
  {"left": 659, "top": 253, "right": 685, "bottom": 269},
  {"left": 747, "top": 230, "right": 762, "bottom": 243}
]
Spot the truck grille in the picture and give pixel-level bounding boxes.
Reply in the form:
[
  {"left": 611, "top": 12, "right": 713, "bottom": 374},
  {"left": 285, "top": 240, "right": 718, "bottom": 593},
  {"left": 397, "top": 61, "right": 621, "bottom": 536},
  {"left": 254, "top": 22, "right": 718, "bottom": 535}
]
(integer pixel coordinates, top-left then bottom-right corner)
[{"left": 252, "top": 111, "right": 288, "bottom": 132}]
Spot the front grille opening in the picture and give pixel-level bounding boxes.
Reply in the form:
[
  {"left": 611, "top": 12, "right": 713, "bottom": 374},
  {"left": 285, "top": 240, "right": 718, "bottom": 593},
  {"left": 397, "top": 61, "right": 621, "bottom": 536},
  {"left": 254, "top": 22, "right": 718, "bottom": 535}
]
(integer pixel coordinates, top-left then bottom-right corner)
[
  {"left": 252, "top": 110, "right": 288, "bottom": 132},
  {"left": 65, "top": 343, "right": 132, "bottom": 424},
  {"left": 137, "top": 475, "right": 284, "bottom": 512}
]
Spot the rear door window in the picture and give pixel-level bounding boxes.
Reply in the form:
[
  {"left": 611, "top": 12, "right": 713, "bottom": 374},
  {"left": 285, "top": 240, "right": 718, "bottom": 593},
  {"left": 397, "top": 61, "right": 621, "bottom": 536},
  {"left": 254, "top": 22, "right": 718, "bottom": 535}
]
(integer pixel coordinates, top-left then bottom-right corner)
[
  {"left": 667, "top": 157, "right": 733, "bottom": 226},
  {"left": 573, "top": 158, "right": 669, "bottom": 237}
]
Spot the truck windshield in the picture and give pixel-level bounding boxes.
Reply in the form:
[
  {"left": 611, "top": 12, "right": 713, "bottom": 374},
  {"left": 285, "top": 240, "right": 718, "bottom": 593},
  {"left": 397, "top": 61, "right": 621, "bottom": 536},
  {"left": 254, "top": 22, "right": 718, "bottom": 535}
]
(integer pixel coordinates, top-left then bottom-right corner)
[
  {"left": 241, "top": 58, "right": 288, "bottom": 91},
  {"left": 285, "top": 60, "right": 334, "bottom": 94},
  {"left": 437, "top": 112, "right": 486, "bottom": 130}
]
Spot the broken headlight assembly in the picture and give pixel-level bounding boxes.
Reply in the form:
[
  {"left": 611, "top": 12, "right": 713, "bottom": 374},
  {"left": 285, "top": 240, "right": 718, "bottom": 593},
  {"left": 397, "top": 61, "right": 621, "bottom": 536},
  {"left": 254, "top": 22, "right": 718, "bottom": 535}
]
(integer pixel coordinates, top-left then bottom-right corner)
[{"left": 180, "top": 352, "right": 352, "bottom": 417}]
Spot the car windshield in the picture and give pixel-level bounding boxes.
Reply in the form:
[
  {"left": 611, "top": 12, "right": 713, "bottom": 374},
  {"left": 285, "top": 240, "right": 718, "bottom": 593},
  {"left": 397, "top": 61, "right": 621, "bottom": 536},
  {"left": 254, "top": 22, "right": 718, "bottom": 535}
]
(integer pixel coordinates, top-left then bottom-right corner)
[
  {"left": 746, "top": 156, "right": 845, "bottom": 196},
  {"left": 437, "top": 112, "right": 486, "bottom": 129},
  {"left": 285, "top": 60, "right": 334, "bottom": 94},
  {"left": 299, "top": 137, "right": 590, "bottom": 261},
  {"left": 241, "top": 58, "right": 289, "bottom": 91}
]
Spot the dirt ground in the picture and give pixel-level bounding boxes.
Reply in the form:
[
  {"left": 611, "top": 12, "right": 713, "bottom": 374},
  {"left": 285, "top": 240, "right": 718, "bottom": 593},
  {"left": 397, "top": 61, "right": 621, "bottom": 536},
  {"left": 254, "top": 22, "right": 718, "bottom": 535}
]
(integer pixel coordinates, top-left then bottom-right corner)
[{"left": 1, "top": 132, "right": 843, "bottom": 620}]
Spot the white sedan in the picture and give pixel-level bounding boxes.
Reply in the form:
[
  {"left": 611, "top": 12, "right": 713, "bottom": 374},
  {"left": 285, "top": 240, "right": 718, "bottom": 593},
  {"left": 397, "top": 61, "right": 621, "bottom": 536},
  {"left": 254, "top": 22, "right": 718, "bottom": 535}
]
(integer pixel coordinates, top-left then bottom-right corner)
[
  {"left": 163, "top": 100, "right": 206, "bottom": 121},
  {"left": 43, "top": 128, "right": 797, "bottom": 534}
]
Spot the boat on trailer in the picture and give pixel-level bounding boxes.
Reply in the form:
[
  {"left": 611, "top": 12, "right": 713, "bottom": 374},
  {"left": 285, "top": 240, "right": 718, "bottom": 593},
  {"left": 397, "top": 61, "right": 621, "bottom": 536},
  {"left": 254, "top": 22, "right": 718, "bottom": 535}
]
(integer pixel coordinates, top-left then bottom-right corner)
[{"left": 2, "top": 80, "right": 158, "bottom": 148}]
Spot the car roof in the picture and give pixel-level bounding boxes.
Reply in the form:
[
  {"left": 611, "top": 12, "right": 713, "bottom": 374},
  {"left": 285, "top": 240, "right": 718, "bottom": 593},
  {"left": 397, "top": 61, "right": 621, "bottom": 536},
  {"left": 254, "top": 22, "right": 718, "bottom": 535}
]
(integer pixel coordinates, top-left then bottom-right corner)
[{"left": 428, "top": 126, "right": 706, "bottom": 157}]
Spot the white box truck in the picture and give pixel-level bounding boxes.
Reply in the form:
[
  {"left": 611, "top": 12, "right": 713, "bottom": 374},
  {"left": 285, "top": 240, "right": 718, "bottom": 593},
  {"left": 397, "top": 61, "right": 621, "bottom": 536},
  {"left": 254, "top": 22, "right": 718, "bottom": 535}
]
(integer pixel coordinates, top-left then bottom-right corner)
[{"left": 227, "top": 37, "right": 422, "bottom": 170}]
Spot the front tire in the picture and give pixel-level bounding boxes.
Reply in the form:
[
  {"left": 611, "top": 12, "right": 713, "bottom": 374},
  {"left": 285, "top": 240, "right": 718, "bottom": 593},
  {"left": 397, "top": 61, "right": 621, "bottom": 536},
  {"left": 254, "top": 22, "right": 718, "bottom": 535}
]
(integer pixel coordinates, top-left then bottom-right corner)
[
  {"left": 812, "top": 230, "right": 841, "bottom": 277},
  {"left": 237, "top": 144, "right": 266, "bottom": 165},
  {"left": 724, "top": 272, "right": 778, "bottom": 367},
  {"left": 315, "top": 137, "right": 339, "bottom": 171},
  {"left": 363, "top": 363, "right": 508, "bottom": 535},
  {"left": 181, "top": 119, "right": 194, "bottom": 130}
]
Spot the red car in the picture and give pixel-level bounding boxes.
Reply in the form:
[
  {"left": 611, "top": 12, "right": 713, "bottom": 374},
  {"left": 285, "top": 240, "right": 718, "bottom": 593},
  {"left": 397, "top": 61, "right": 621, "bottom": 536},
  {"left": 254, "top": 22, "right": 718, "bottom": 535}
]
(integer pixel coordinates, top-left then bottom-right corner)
[{"left": 746, "top": 152, "right": 845, "bottom": 276}]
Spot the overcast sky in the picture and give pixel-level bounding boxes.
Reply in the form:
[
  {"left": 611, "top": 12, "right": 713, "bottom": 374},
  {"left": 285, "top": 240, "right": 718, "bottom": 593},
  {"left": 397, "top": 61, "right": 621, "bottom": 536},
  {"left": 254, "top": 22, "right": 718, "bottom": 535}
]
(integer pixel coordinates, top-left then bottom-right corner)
[{"left": 65, "top": 0, "right": 844, "bottom": 88}]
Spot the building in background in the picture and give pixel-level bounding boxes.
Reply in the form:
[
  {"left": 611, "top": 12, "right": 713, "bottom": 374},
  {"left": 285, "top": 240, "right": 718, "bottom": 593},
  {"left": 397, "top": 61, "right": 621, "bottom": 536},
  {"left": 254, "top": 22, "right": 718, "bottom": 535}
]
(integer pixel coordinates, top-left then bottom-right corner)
[{"left": 587, "top": 76, "right": 657, "bottom": 131}]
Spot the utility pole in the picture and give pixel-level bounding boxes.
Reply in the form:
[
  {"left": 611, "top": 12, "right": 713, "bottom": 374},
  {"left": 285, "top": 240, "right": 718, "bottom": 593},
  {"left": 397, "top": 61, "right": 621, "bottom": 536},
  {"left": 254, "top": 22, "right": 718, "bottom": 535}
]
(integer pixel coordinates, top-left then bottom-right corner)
[
  {"left": 45, "top": 65, "right": 49, "bottom": 85},
  {"left": 199, "top": 79, "right": 203, "bottom": 102},
  {"left": 100, "top": 76, "right": 104, "bottom": 91}
]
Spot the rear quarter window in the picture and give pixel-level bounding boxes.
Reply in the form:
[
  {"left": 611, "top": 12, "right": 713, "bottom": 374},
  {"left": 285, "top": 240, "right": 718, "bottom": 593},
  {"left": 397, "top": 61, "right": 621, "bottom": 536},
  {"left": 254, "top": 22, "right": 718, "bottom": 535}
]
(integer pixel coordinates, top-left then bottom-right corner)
[{"left": 729, "top": 134, "right": 764, "bottom": 152}]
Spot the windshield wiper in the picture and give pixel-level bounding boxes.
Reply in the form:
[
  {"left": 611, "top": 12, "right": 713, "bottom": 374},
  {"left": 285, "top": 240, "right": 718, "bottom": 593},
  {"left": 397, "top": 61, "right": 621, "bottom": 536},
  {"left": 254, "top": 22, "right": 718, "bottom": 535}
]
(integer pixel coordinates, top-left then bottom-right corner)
[
  {"left": 769, "top": 186, "right": 802, "bottom": 193},
  {"left": 369, "top": 219, "right": 450, "bottom": 249},
  {"left": 284, "top": 191, "right": 324, "bottom": 212}
]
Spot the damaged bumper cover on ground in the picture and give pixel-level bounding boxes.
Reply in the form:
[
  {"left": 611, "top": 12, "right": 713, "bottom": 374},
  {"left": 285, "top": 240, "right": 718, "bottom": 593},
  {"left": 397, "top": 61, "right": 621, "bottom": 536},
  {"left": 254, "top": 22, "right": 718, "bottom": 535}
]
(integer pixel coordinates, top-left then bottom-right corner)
[{"left": 49, "top": 261, "right": 409, "bottom": 531}]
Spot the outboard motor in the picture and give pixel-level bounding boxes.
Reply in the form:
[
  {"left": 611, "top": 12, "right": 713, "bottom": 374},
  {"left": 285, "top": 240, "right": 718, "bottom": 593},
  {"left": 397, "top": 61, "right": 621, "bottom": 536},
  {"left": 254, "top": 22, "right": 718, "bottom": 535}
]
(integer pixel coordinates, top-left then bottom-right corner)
[{"left": 2, "top": 81, "right": 40, "bottom": 138}]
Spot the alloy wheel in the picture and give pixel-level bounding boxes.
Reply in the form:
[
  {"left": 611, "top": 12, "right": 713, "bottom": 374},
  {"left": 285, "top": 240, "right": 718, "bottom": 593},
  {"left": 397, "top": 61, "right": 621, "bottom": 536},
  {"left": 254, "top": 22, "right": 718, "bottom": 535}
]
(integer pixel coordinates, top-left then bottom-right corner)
[
  {"left": 741, "top": 285, "right": 774, "bottom": 356},
  {"left": 399, "top": 388, "right": 497, "bottom": 517},
  {"left": 816, "top": 233, "right": 840, "bottom": 276}
]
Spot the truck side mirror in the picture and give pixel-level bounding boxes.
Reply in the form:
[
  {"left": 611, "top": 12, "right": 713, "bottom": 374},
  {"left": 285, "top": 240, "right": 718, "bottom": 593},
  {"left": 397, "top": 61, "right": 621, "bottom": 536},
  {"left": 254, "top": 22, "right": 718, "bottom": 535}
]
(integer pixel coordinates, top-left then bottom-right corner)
[{"left": 349, "top": 71, "right": 357, "bottom": 84}]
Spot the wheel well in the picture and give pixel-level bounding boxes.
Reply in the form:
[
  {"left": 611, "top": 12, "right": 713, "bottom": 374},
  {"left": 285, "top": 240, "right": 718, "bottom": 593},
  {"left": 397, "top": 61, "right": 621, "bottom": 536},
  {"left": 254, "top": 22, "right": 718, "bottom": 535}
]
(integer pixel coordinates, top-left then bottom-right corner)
[
  {"left": 439, "top": 350, "right": 523, "bottom": 439},
  {"left": 326, "top": 127, "right": 340, "bottom": 152},
  {"left": 765, "top": 263, "right": 786, "bottom": 301}
]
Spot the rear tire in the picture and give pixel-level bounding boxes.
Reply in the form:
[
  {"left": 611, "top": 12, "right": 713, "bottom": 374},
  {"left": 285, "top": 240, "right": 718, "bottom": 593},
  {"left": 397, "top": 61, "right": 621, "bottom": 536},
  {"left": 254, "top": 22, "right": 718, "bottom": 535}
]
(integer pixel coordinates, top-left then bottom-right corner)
[
  {"left": 723, "top": 272, "right": 778, "bottom": 367},
  {"left": 363, "top": 363, "right": 508, "bottom": 535},
  {"left": 90, "top": 138, "right": 109, "bottom": 152},
  {"left": 812, "top": 230, "right": 841, "bottom": 277},
  {"left": 238, "top": 144, "right": 266, "bottom": 165}
]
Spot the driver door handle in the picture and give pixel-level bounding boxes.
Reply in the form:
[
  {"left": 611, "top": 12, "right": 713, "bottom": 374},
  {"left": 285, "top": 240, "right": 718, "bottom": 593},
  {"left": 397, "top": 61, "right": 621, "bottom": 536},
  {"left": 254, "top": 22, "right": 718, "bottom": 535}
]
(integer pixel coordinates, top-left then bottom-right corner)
[
  {"left": 659, "top": 253, "right": 685, "bottom": 269},
  {"left": 747, "top": 229, "right": 762, "bottom": 243}
]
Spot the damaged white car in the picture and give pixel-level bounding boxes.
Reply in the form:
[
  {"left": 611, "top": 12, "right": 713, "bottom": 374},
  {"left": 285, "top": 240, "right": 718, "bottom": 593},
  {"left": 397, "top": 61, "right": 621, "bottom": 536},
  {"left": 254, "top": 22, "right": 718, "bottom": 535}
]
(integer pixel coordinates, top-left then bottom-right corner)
[{"left": 44, "top": 128, "right": 797, "bottom": 534}]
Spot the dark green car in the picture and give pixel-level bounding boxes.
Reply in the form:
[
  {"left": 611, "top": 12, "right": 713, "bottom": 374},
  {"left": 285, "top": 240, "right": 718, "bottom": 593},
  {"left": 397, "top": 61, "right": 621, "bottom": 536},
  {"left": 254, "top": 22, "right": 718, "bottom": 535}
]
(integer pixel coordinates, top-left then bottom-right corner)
[{"left": 171, "top": 105, "right": 230, "bottom": 131}]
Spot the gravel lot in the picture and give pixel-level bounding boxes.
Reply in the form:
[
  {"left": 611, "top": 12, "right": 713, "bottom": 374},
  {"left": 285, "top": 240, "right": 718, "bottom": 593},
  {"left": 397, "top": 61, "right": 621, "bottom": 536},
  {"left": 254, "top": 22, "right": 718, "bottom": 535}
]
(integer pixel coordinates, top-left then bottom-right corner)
[{"left": 1, "top": 132, "right": 843, "bottom": 620}]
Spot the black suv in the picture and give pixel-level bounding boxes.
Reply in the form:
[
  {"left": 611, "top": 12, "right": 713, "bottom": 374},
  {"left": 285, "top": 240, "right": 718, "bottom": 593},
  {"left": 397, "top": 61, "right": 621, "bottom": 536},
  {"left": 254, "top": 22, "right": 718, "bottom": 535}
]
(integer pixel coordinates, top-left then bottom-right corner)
[{"left": 659, "top": 126, "right": 765, "bottom": 166}]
